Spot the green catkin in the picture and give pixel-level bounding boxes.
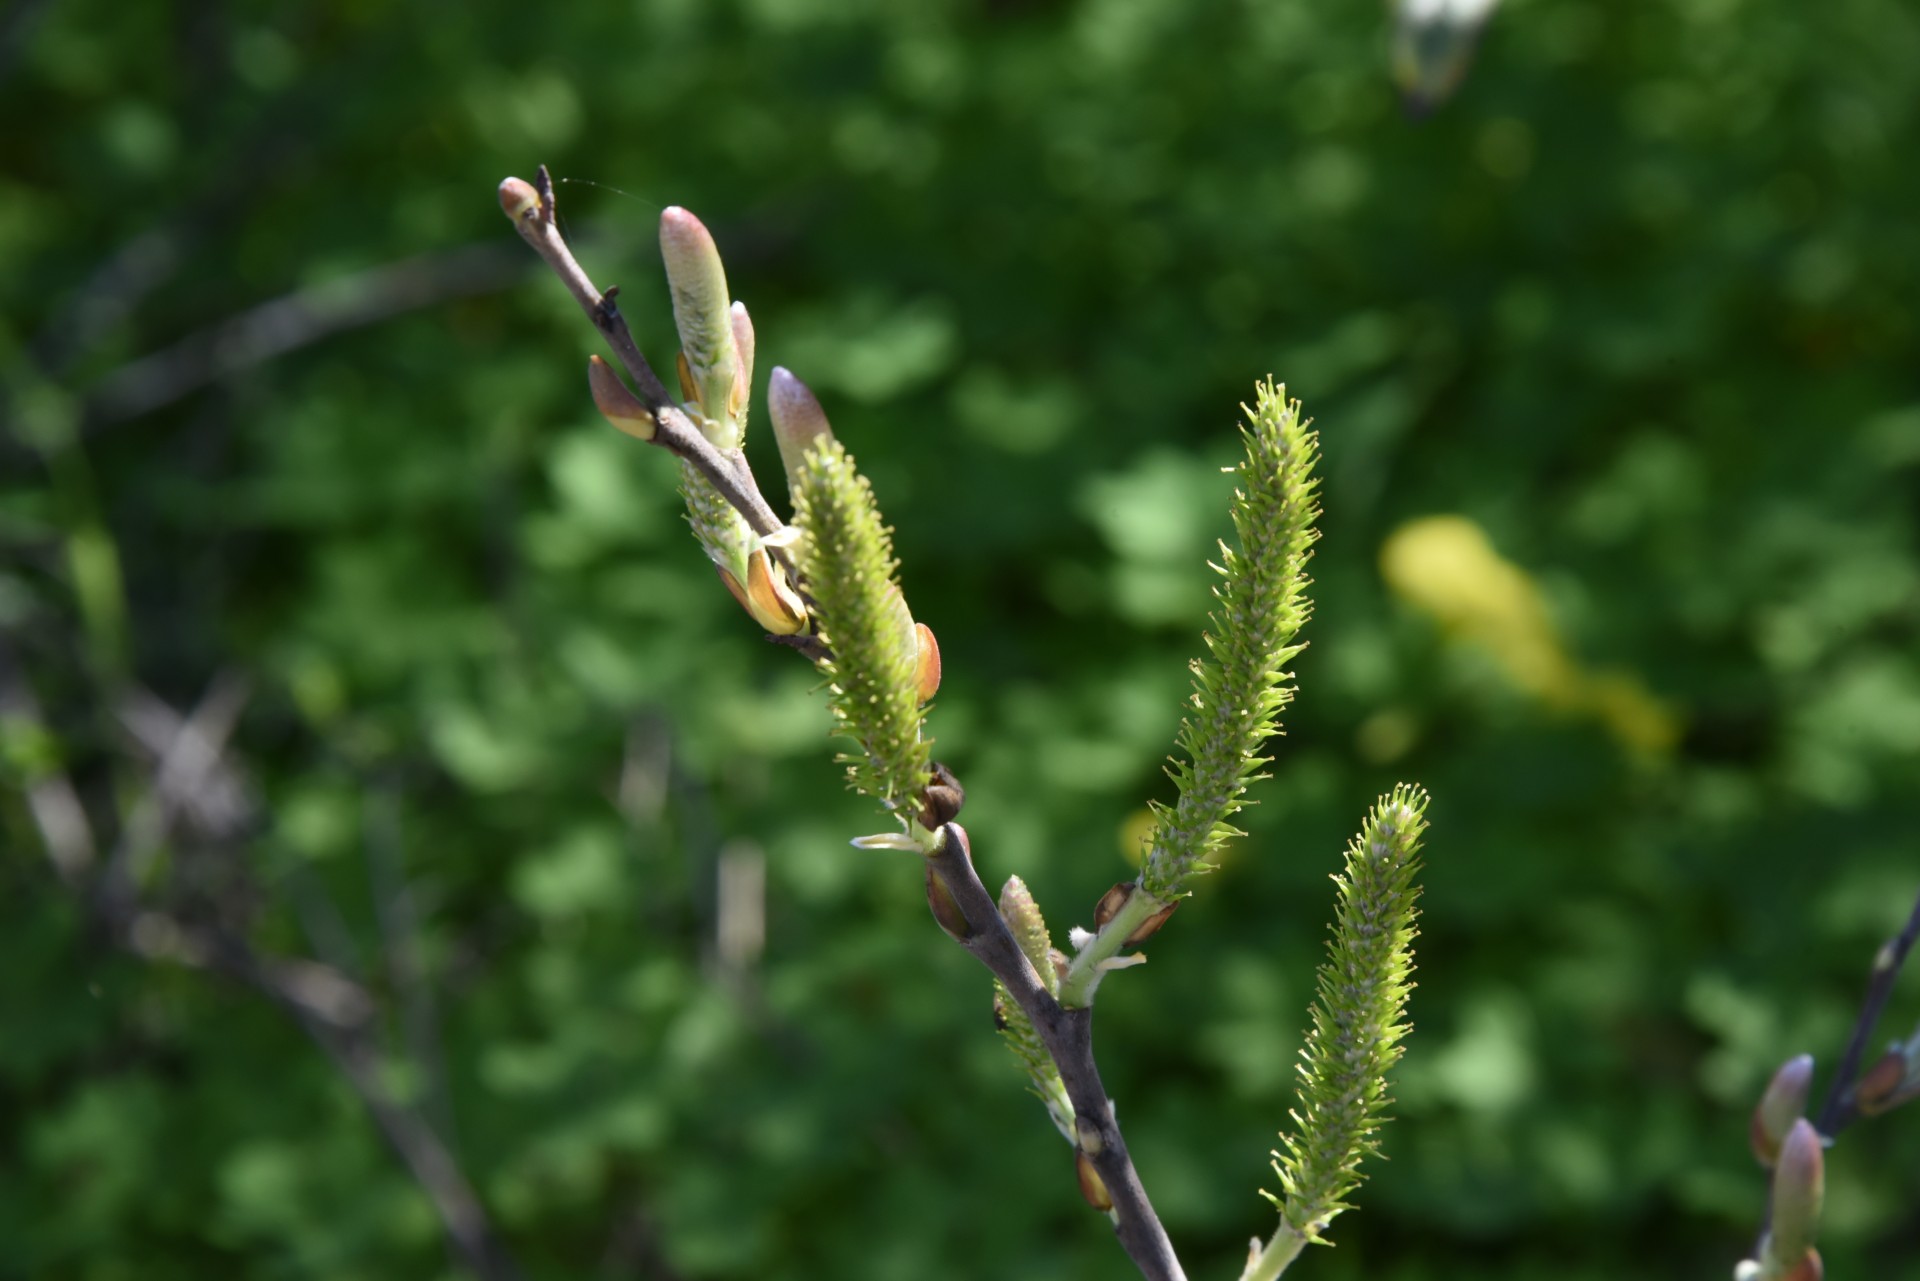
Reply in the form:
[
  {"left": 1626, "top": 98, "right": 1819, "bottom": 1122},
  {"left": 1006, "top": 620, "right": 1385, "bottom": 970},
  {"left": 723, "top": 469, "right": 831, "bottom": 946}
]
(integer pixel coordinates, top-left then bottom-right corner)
[
  {"left": 1141, "top": 380, "right": 1320, "bottom": 902},
  {"left": 791, "top": 438, "right": 930, "bottom": 820},
  {"left": 1269, "top": 784, "right": 1428, "bottom": 1244}
]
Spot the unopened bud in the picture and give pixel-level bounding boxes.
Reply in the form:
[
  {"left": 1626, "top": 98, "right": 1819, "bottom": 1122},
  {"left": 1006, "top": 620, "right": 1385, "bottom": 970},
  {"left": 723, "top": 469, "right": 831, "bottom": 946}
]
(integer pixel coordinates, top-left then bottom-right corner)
[
  {"left": 1075, "top": 1151, "right": 1112, "bottom": 1212},
  {"left": 1769, "top": 1118, "right": 1825, "bottom": 1263},
  {"left": 587, "top": 356, "right": 656, "bottom": 440},
  {"left": 497, "top": 176, "right": 541, "bottom": 223},
  {"left": 729, "top": 301, "right": 755, "bottom": 420},
  {"left": 1853, "top": 1048, "right": 1910, "bottom": 1117},
  {"left": 659, "top": 207, "right": 741, "bottom": 443},
  {"left": 925, "top": 861, "right": 971, "bottom": 942},
  {"left": 768, "top": 367, "right": 837, "bottom": 498},
  {"left": 1751, "top": 1054, "right": 1814, "bottom": 1168}
]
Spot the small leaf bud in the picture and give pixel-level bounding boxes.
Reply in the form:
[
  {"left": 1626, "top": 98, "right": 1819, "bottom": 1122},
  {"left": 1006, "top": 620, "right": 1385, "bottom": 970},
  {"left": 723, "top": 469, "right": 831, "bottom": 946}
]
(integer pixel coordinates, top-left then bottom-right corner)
[
  {"left": 497, "top": 176, "right": 541, "bottom": 223},
  {"left": 1750, "top": 1053, "right": 1814, "bottom": 1168},
  {"left": 925, "top": 861, "right": 972, "bottom": 942},
  {"left": 1852, "top": 1048, "right": 1909, "bottom": 1117},
  {"left": 587, "top": 356, "right": 657, "bottom": 440}
]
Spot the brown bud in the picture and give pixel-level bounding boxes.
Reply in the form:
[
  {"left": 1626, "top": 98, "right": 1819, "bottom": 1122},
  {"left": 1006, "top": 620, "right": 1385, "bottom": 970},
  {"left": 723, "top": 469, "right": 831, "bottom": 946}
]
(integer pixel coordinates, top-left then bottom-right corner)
[
  {"left": 497, "top": 176, "right": 541, "bottom": 222},
  {"left": 587, "top": 356, "right": 657, "bottom": 440},
  {"left": 1853, "top": 1049, "right": 1907, "bottom": 1117},
  {"left": 917, "top": 760, "right": 965, "bottom": 829},
  {"left": 915, "top": 622, "right": 942, "bottom": 703},
  {"left": 991, "top": 989, "right": 1012, "bottom": 1032},
  {"left": 1093, "top": 882, "right": 1134, "bottom": 930},
  {"left": 1075, "top": 1151, "right": 1112, "bottom": 1212},
  {"left": 925, "top": 861, "right": 972, "bottom": 942}
]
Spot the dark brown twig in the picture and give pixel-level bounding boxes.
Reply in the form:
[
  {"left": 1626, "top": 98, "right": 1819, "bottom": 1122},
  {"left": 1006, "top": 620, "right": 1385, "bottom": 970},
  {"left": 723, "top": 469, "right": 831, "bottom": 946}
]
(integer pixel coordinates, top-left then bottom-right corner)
[
  {"left": 1817, "top": 885, "right": 1920, "bottom": 1137},
  {"left": 499, "top": 167, "right": 784, "bottom": 539},
  {"left": 927, "top": 824, "right": 1187, "bottom": 1281}
]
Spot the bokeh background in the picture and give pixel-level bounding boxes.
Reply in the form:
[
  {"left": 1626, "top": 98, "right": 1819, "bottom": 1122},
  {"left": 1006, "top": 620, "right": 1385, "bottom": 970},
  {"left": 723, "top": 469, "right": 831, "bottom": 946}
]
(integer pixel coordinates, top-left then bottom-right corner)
[{"left": 5, "top": 0, "right": 1920, "bottom": 1277}]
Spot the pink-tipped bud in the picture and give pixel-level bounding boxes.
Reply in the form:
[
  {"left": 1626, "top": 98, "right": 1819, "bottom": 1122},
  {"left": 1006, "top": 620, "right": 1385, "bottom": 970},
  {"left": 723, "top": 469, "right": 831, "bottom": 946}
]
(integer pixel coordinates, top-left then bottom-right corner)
[
  {"left": 587, "top": 356, "right": 656, "bottom": 441},
  {"left": 498, "top": 176, "right": 541, "bottom": 223},
  {"left": 729, "top": 301, "right": 755, "bottom": 420},
  {"left": 1769, "top": 1118, "right": 1825, "bottom": 1263},
  {"left": 659, "top": 207, "right": 740, "bottom": 442},
  {"left": 767, "top": 367, "right": 837, "bottom": 497},
  {"left": 1751, "top": 1054, "right": 1814, "bottom": 1168}
]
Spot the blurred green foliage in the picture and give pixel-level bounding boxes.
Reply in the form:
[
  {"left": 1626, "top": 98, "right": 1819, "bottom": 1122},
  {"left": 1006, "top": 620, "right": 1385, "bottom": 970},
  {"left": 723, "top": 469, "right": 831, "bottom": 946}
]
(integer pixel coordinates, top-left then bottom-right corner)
[{"left": 4, "top": 0, "right": 1920, "bottom": 1278}]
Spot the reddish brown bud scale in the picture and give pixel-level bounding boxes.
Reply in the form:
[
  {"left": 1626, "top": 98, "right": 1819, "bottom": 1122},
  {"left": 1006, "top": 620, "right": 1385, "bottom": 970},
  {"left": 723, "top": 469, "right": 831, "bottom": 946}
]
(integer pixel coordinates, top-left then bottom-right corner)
[
  {"left": 1124, "top": 899, "right": 1179, "bottom": 946},
  {"left": 1094, "top": 882, "right": 1134, "bottom": 930},
  {"left": 917, "top": 760, "right": 965, "bottom": 829},
  {"left": 915, "top": 622, "right": 942, "bottom": 703},
  {"left": 1853, "top": 1049, "right": 1906, "bottom": 1115}
]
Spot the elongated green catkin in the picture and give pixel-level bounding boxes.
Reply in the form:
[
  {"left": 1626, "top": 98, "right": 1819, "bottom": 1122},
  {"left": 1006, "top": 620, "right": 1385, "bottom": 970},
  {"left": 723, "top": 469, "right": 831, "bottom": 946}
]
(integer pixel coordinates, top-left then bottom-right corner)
[
  {"left": 790, "top": 438, "right": 929, "bottom": 819},
  {"left": 1269, "top": 785, "right": 1427, "bottom": 1243},
  {"left": 1141, "top": 380, "right": 1319, "bottom": 902}
]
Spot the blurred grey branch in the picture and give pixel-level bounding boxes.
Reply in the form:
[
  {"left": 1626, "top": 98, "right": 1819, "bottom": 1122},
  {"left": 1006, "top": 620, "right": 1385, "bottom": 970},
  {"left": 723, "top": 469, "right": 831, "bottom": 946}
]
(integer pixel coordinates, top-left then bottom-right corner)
[
  {"left": 81, "top": 241, "right": 529, "bottom": 428},
  {"left": 0, "top": 637, "right": 524, "bottom": 1281}
]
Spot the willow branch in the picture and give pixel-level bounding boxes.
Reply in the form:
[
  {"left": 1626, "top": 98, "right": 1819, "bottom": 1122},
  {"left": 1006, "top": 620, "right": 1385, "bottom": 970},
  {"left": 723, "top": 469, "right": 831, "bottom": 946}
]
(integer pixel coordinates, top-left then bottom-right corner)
[
  {"left": 1817, "top": 885, "right": 1920, "bottom": 1137},
  {"left": 925, "top": 823, "right": 1188, "bottom": 1281},
  {"left": 498, "top": 166, "right": 782, "bottom": 538}
]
